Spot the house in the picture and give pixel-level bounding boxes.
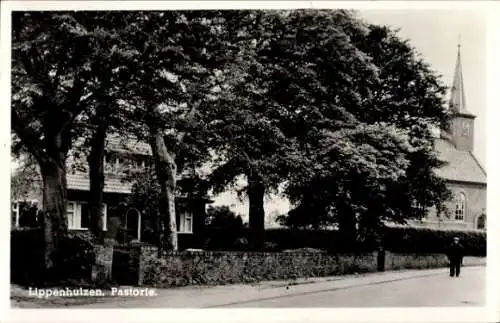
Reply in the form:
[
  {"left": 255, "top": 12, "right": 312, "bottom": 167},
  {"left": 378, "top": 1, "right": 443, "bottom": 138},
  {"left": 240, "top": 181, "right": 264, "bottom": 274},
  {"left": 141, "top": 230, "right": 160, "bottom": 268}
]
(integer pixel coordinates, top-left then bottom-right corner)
[
  {"left": 11, "top": 136, "right": 213, "bottom": 249},
  {"left": 406, "top": 43, "right": 487, "bottom": 231}
]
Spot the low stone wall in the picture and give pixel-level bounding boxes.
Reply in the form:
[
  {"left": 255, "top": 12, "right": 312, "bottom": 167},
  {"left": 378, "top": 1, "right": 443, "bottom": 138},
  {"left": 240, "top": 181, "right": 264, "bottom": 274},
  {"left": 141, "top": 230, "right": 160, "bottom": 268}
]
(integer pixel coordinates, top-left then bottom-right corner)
[
  {"left": 385, "top": 252, "right": 486, "bottom": 271},
  {"left": 139, "top": 246, "right": 378, "bottom": 287},
  {"left": 132, "top": 247, "right": 488, "bottom": 287},
  {"left": 462, "top": 256, "right": 486, "bottom": 267},
  {"left": 385, "top": 252, "right": 449, "bottom": 270}
]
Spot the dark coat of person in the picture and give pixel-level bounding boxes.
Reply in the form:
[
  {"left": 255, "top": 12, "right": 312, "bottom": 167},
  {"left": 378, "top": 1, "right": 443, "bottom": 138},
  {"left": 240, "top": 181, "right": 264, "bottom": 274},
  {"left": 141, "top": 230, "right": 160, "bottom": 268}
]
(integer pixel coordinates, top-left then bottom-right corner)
[{"left": 447, "top": 241, "right": 465, "bottom": 264}]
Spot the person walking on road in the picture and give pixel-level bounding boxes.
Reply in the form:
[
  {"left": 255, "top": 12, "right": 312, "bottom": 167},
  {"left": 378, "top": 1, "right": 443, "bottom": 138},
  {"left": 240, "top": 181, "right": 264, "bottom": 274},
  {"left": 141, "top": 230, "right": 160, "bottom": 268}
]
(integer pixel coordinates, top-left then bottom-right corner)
[{"left": 447, "top": 236, "right": 465, "bottom": 277}]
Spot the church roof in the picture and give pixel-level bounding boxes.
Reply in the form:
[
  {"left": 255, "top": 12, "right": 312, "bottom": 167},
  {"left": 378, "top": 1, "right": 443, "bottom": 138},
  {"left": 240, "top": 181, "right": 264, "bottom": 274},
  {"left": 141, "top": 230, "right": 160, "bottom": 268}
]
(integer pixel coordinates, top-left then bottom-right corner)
[
  {"left": 434, "top": 138, "right": 486, "bottom": 185},
  {"left": 449, "top": 42, "right": 475, "bottom": 117}
]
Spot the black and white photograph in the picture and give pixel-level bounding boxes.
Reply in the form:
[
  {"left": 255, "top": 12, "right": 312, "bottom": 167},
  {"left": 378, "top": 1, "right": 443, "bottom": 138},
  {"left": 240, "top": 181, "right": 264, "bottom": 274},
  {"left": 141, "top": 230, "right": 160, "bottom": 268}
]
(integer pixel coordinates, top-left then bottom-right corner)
[{"left": 2, "top": 1, "right": 499, "bottom": 322}]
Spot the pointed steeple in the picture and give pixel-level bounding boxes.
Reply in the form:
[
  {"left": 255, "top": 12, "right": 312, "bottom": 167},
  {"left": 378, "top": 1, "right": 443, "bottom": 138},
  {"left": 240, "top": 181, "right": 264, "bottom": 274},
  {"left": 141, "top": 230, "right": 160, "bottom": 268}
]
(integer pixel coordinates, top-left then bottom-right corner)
[
  {"left": 449, "top": 38, "right": 474, "bottom": 116},
  {"left": 447, "top": 37, "right": 476, "bottom": 152}
]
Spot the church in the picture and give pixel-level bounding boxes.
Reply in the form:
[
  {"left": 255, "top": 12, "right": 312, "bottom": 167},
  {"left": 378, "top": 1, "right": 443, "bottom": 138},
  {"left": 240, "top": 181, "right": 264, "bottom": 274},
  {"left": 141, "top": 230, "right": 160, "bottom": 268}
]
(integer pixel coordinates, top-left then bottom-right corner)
[{"left": 408, "top": 44, "right": 487, "bottom": 231}]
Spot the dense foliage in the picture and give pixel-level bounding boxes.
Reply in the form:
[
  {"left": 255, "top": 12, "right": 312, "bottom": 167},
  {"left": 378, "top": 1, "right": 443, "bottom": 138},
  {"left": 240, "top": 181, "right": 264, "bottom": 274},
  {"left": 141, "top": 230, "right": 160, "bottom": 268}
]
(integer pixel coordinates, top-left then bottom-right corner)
[
  {"left": 382, "top": 226, "right": 486, "bottom": 256},
  {"left": 205, "top": 205, "right": 245, "bottom": 229},
  {"left": 279, "top": 12, "right": 451, "bottom": 239},
  {"left": 11, "top": 229, "right": 97, "bottom": 286}
]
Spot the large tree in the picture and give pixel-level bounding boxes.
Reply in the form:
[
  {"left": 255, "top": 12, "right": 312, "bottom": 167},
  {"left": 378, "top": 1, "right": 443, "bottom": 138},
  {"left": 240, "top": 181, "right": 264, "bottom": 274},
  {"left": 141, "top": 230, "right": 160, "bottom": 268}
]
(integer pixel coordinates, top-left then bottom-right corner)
[
  {"left": 204, "top": 11, "right": 299, "bottom": 247},
  {"left": 11, "top": 12, "right": 125, "bottom": 271},
  {"left": 279, "top": 12, "right": 451, "bottom": 243},
  {"left": 206, "top": 10, "right": 382, "bottom": 248},
  {"left": 112, "top": 11, "right": 236, "bottom": 251},
  {"left": 283, "top": 123, "right": 413, "bottom": 243},
  {"left": 352, "top": 22, "right": 452, "bottom": 223},
  {"left": 73, "top": 13, "right": 133, "bottom": 241}
]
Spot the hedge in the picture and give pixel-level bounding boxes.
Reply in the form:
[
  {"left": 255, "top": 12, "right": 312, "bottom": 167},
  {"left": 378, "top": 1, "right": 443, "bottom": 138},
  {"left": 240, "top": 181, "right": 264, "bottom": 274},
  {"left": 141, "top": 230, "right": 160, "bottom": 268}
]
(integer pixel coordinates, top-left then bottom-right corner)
[
  {"left": 11, "top": 228, "right": 96, "bottom": 287},
  {"left": 11, "top": 228, "right": 45, "bottom": 286},
  {"left": 201, "top": 226, "right": 486, "bottom": 256},
  {"left": 382, "top": 226, "right": 486, "bottom": 256}
]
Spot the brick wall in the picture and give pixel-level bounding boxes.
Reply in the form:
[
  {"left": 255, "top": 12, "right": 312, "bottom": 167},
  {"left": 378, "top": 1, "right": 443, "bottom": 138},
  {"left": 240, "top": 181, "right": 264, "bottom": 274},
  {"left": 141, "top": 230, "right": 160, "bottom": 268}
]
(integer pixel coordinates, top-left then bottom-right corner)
[{"left": 385, "top": 252, "right": 449, "bottom": 270}]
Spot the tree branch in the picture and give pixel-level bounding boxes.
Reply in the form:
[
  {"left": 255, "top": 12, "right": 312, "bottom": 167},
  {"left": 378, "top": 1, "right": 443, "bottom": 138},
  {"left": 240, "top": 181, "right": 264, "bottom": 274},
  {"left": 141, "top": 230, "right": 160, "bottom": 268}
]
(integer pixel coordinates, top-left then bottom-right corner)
[
  {"left": 58, "top": 73, "right": 97, "bottom": 150},
  {"left": 11, "top": 110, "right": 47, "bottom": 165},
  {"left": 176, "top": 100, "right": 200, "bottom": 144}
]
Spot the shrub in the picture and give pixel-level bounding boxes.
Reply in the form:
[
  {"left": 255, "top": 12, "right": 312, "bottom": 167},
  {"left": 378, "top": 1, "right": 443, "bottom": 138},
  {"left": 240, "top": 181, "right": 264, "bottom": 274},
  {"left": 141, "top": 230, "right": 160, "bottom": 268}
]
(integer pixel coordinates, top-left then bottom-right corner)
[
  {"left": 264, "top": 228, "right": 376, "bottom": 253},
  {"left": 205, "top": 205, "right": 245, "bottom": 229},
  {"left": 10, "top": 228, "right": 97, "bottom": 287},
  {"left": 382, "top": 226, "right": 486, "bottom": 256},
  {"left": 201, "top": 227, "right": 252, "bottom": 251},
  {"left": 10, "top": 228, "right": 45, "bottom": 286},
  {"left": 51, "top": 231, "right": 96, "bottom": 285}
]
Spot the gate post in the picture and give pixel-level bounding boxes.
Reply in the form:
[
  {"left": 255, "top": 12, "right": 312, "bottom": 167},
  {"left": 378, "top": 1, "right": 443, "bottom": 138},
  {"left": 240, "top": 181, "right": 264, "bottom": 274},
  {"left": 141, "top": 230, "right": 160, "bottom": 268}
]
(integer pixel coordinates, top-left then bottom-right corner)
[
  {"left": 377, "top": 247, "right": 386, "bottom": 272},
  {"left": 92, "top": 242, "right": 114, "bottom": 283}
]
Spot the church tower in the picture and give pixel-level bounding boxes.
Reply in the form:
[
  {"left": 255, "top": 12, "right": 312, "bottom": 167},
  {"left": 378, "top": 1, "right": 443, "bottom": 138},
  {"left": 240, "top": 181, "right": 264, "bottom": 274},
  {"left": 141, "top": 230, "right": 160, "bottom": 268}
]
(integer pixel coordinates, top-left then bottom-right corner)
[{"left": 449, "top": 41, "right": 476, "bottom": 152}]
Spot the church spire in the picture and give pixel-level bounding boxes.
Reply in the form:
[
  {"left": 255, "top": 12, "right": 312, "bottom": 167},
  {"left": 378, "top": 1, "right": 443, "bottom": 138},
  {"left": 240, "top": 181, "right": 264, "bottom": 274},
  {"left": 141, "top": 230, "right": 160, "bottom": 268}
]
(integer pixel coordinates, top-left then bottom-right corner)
[
  {"left": 449, "top": 37, "right": 473, "bottom": 116},
  {"left": 448, "top": 37, "right": 476, "bottom": 152}
]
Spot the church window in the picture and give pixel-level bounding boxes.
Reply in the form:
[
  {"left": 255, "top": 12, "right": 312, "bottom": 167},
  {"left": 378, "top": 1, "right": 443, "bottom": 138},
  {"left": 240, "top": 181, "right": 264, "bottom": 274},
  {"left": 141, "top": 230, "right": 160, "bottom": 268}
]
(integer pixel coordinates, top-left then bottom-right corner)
[{"left": 454, "top": 193, "right": 466, "bottom": 221}]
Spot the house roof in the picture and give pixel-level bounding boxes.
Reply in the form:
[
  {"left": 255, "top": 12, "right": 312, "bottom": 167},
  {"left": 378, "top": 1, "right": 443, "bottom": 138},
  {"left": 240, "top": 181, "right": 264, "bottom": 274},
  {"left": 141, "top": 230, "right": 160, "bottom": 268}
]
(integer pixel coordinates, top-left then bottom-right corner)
[
  {"left": 434, "top": 138, "right": 486, "bottom": 185},
  {"left": 67, "top": 172, "right": 213, "bottom": 202},
  {"left": 66, "top": 133, "right": 217, "bottom": 196},
  {"left": 67, "top": 172, "right": 133, "bottom": 194},
  {"left": 106, "top": 135, "right": 151, "bottom": 155}
]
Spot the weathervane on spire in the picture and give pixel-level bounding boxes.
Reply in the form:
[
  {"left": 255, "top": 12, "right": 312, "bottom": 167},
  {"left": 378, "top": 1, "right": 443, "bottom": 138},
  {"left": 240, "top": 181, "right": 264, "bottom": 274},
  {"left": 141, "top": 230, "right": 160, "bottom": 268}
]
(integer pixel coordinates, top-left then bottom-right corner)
[{"left": 458, "top": 34, "right": 461, "bottom": 50}]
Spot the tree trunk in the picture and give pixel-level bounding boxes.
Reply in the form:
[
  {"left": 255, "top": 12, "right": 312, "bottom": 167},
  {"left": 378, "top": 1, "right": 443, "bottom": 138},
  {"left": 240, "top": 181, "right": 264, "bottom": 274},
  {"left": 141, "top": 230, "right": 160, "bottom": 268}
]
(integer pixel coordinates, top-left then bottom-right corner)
[
  {"left": 247, "top": 172, "right": 265, "bottom": 250},
  {"left": 155, "top": 207, "right": 165, "bottom": 257},
  {"left": 149, "top": 129, "right": 178, "bottom": 252},
  {"left": 88, "top": 116, "right": 107, "bottom": 243},
  {"left": 40, "top": 157, "right": 68, "bottom": 276}
]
